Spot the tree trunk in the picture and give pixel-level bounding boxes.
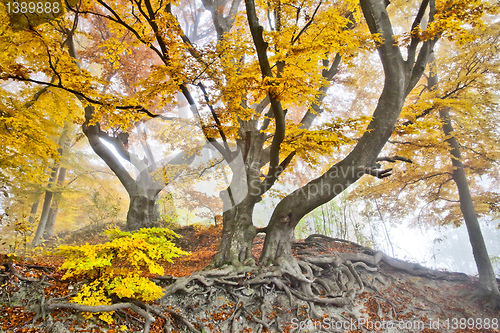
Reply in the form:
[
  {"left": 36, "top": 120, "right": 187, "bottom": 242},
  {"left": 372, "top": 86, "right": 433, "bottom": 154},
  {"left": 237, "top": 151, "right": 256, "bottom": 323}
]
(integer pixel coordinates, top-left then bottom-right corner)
[
  {"left": 32, "top": 191, "right": 54, "bottom": 247},
  {"left": 44, "top": 200, "right": 59, "bottom": 239},
  {"left": 31, "top": 166, "right": 58, "bottom": 247},
  {"left": 83, "top": 105, "right": 177, "bottom": 231},
  {"left": 126, "top": 191, "right": 161, "bottom": 231},
  {"left": 44, "top": 166, "right": 67, "bottom": 239},
  {"left": 28, "top": 199, "right": 40, "bottom": 226},
  {"left": 32, "top": 124, "right": 70, "bottom": 246},
  {"left": 427, "top": 49, "right": 499, "bottom": 299},
  {"left": 211, "top": 198, "right": 257, "bottom": 267},
  {"left": 439, "top": 107, "right": 500, "bottom": 298},
  {"left": 259, "top": 209, "right": 295, "bottom": 266}
]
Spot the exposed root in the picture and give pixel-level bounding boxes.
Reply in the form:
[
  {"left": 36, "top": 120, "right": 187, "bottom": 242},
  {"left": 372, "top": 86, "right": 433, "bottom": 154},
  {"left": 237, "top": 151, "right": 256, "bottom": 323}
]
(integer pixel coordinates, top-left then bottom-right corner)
[
  {"left": 162, "top": 274, "right": 214, "bottom": 296},
  {"left": 346, "top": 261, "right": 364, "bottom": 295},
  {"left": 469, "top": 287, "right": 500, "bottom": 311},
  {"left": 8, "top": 236, "right": 487, "bottom": 332},
  {"left": 163, "top": 308, "right": 202, "bottom": 333},
  {"left": 121, "top": 298, "right": 201, "bottom": 333},
  {"left": 304, "top": 234, "right": 366, "bottom": 249},
  {"left": 241, "top": 304, "right": 272, "bottom": 331},
  {"left": 353, "top": 261, "right": 378, "bottom": 272},
  {"left": 230, "top": 307, "right": 242, "bottom": 333},
  {"left": 6, "top": 263, "right": 42, "bottom": 283},
  {"left": 47, "top": 299, "right": 198, "bottom": 333},
  {"left": 289, "top": 288, "right": 352, "bottom": 306},
  {"left": 46, "top": 302, "right": 155, "bottom": 333},
  {"left": 3, "top": 235, "right": 495, "bottom": 333},
  {"left": 275, "top": 256, "right": 313, "bottom": 283},
  {"left": 270, "top": 277, "right": 294, "bottom": 306}
]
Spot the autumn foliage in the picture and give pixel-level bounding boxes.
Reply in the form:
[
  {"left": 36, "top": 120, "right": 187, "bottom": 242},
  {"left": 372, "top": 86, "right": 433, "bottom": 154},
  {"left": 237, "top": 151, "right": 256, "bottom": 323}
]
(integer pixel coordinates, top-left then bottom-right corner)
[{"left": 53, "top": 227, "right": 189, "bottom": 323}]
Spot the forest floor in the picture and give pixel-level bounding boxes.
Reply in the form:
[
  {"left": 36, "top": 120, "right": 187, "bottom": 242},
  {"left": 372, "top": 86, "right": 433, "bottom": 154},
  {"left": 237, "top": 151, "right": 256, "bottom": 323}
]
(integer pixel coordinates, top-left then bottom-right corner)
[{"left": 0, "top": 223, "right": 499, "bottom": 333}]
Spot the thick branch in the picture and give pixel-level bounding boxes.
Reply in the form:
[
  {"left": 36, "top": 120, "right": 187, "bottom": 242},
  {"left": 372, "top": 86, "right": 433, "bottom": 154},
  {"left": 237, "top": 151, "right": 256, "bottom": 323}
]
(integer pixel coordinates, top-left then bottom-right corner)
[
  {"left": 245, "top": 0, "right": 286, "bottom": 195},
  {"left": 82, "top": 106, "right": 136, "bottom": 193},
  {"left": 405, "top": 0, "right": 437, "bottom": 95},
  {"left": 265, "top": 0, "right": 411, "bottom": 231},
  {"left": 376, "top": 156, "right": 413, "bottom": 163},
  {"left": 7, "top": 75, "right": 173, "bottom": 120},
  {"left": 198, "top": 83, "right": 232, "bottom": 156},
  {"left": 407, "top": 0, "right": 429, "bottom": 66},
  {"left": 98, "top": 131, "right": 148, "bottom": 170},
  {"left": 364, "top": 167, "right": 393, "bottom": 179}
]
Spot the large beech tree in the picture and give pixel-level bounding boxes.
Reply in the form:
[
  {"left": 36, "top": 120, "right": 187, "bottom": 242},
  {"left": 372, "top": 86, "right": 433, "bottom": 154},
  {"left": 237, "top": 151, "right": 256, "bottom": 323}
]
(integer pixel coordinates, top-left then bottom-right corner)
[{"left": 0, "top": 0, "right": 491, "bottom": 268}]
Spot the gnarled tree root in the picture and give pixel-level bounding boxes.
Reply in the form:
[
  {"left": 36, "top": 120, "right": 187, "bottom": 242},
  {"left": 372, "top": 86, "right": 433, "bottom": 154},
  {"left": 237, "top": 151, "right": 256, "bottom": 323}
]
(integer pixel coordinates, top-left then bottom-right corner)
[{"left": 45, "top": 302, "right": 155, "bottom": 333}]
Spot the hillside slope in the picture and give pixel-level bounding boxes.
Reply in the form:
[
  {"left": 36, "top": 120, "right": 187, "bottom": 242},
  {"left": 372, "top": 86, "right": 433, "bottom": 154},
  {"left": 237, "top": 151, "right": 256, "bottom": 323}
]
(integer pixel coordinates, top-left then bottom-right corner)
[{"left": 1, "top": 226, "right": 498, "bottom": 333}]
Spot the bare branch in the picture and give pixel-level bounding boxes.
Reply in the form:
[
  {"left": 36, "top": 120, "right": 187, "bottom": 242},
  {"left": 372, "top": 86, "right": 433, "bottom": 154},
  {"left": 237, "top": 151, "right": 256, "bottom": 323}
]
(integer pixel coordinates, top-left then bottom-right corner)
[
  {"left": 376, "top": 156, "right": 413, "bottom": 163},
  {"left": 7, "top": 75, "right": 176, "bottom": 120},
  {"left": 364, "top": 167, "right": 393, "bottom": 179},
  {"left": 198, "top": 82, "right": 232, "bottom": 157},
  {"left": 291, "top": 0, "right": 323, "bottom": 45}
]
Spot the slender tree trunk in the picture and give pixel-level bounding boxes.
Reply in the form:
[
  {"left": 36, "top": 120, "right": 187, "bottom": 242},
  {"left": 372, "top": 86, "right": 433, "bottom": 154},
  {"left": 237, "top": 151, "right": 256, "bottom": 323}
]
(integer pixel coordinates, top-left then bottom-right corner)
[
  {"left": 375, "top": 199, "right": 394, "bottom": 257},
  {"left": 439, "top": 107, "right": 500, "bottom": 298},
  {"left": 31, "top": 166, "right": 58, "bottom": 247},
  {"left": 44, "top": 203, "right": 58, "bottom": 239},
  {"left": 44, "top": 166, "right": 67, "bottom": 239},
  {"left": 321, "top": 206, "right": 327, "bottom": 235},
  {"left": 32, "top": 124, "right": 70, "bottom": 246},
  {"left": 28, "top": 199, "right": 40, "bottom": 226},
  {"left": 427, "top": 50, "right": 499, "bottom": 299}
]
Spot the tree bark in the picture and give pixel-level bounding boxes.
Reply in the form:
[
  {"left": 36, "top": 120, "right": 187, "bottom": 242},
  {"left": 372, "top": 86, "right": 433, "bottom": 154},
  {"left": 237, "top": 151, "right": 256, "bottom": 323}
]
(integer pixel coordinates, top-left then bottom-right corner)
[
  {"left": 43, "top": 166, "right": 67, "bottom": 239},
  {"left": 44, "top": 201, "right": 58, "bottom": 239},
  {"left": 32, "top": 124, "right": 71, "bottom": 245},
  {"left": 32, "top": 191, "right": 54, "bottom": 246},
  {"left": 82, "top": 105, "right": 168, "bottom": 231},
  {"left": 28, "top": 198, "right": 40, "bottom": 226},
  {"left": 211, "top": 197, "right": 257, "bottom": 267},
  {"left": 126, "top": 189, "right": 161, "bottom": 231},
  {"left": 259, "top": 208, "right": 295, "bottom": 266},
  {"left": 211, "top": 157, "right": 261, "bottom": 267},
  {"left": 31, "top": 165, "right": 58, "bottom": 247}
]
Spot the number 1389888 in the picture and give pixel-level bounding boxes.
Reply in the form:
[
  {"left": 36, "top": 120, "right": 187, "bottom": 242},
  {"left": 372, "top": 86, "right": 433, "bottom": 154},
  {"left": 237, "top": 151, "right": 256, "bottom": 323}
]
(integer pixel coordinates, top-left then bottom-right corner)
[{"left": 6, "top": 1, "right": 60, "bottom": 14}]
